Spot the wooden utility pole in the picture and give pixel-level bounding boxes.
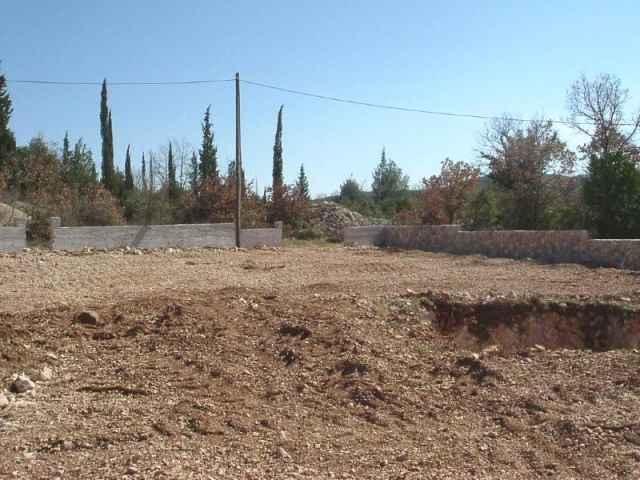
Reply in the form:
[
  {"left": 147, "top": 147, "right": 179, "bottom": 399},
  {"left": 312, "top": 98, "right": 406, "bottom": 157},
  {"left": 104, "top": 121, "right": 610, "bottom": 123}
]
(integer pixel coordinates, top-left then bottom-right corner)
[{"left": 235, "top": 72, "right": 242, "bottom": 247}]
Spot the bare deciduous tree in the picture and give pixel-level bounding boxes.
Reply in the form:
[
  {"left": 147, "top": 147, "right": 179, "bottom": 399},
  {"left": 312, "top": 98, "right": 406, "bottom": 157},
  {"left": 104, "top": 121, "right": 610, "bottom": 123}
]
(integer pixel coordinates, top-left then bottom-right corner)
[{"left": 567, "top": 73, "right": 640, "bottom": 156}]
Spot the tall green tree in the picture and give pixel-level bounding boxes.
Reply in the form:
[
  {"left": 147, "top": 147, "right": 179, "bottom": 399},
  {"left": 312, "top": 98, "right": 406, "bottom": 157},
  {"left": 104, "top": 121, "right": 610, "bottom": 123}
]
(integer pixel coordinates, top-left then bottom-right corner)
[
  {"left": 149, "top": 153, "right": 155, "bottom": 192},
  {"left": 70, "top": 138, "right": 98, "bottom": 190},
  {"left": 295, "top": 164, "right": 310, "bottom": 201},
  {"left": 583, "top": 151, "right": 640, "bottom": 238},
  {"left": 61, "top": 131, "right": 72, "bottom": 178},
  {"left": 141, "top": 153, "right": 147, "bottom": 191},
  {"left": 272, "top": 105, "right": 284, "bottom": 195},
  {"left": 479, "top": 117, "right": 576, "bottom": 229},
  {"left": 269, "top": 105, "right": 287, "bottom": 222},
  {"left": 371, "top": 148, "right": 409, "bottom": 214},
  {"left": 167, "top": 142, "right": 178, "bottom": 200},
  {"left": 100, "top": 79, "right": 115, "bottom": 191},
  {"left": 124, "top": 144, "right": 134, "bottom": 192},
  {"left": 198, "top": 106, "right": 218, "bottom": 181},
  {"left": 188, "top": 151, "right": 198, "bottom": 193},
  {"left": 0, "top": 71, "right": 16, "bottom": 174}
]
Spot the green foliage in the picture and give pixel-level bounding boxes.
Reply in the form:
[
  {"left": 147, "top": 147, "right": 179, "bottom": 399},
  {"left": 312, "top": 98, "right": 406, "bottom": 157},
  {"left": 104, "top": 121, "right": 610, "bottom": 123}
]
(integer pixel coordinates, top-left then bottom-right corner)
[
  {"left": 0, "top": 72, "right": 16, "bottom": 174},
  {"left": 371, "top": 148, "right": 409, "bottom": 215},
  {"left": 124, "top": 145, "right": 134, "bottom": 192},
  {"left": 99, "top": 80, "right": 116, "bottom": 192},
  {"left": 463, "top": 187, "right": 499, "bottom": 230},
  {"left": 583, "top": 151, "right": 640, "bottom": 238},
  {"left": 167, "top": 142, "right": 179, "bottom": 200},
  {"left": 188, "top": 151, "right": 198, "bottom": 193},
  {"left": 199, "top": 106, "right": 218, "bottom": 181},
  {"left": 295, "top": 164, "right": 310, "bottom": 201},
  {"left": 272, "top": 105, "right": 284, "bottom": 193},
  {"left": 340, "top": 178, "right": 364, "bottom": 203},
  {"left": 481, "top": 118, "right": 576, "bottom": 229},
  {"left": 141, "top": 153, "right": 147, "bottom": 191},
  {"left": 68, "top": 138, "right": 97, "bottom": 191}
]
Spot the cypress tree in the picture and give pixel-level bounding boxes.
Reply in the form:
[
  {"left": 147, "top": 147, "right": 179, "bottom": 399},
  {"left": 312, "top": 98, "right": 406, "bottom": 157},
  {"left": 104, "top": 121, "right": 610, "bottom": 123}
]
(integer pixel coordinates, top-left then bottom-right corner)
[
  {"left": 296, "top": 164, "right": 310, "bottom": 201},
  {"left": 0, "top": 72, "right": 16, "bottom": 173},
  {"left": 149, "top": 153, "right": 154, "bottom": 192},
  {"left": 62, "top": 131, "right": 72, "bottom": 176},
  {"left": 124, "top": 145, "right": 134, "bottom": 192},
  {"left": 199, "top": 105, "right": 218, "bottom": 181},
  {"left": 141, "top": 153, "right": 147, "bottom": 191},
  {"left": 189, "top": 151, "right": 199, "bottom": 193},
  {"left": 100, "top": 80, "right": 115, "bottom": 191},
  {"left": 272, "top": 105, "right": 284, "bottom": 194},
  {"left": 167, "top": 142, "right": 178, "bottom": 199}
]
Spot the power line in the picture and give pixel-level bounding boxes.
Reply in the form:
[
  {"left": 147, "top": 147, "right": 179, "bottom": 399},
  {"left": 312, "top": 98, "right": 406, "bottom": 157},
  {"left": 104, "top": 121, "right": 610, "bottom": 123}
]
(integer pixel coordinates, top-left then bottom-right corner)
[
  {"left": 7, "top": 75, "right": 636, "bottom": 126},
  {"left": 240, "top": 79, "right": 612, "bottom": 126},
  {"left": 10, "top": 78, "right": 234, "bottom": 86}
]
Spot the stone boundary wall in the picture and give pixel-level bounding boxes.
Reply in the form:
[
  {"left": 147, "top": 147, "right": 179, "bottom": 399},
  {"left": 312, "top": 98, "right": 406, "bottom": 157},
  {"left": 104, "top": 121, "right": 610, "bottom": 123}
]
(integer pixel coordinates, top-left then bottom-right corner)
[
  {"left": 240, "top": 222, "right": 283, "bottom": 248},
  {"left": 343, "top": 225, "right": 387, "bottom": 246},
  {"left": 344, "top": 225, "right": 640, "bottom": 270},
  {"left": 0, "top": 224, "right": 27, "bottom": 253},
  {"left": 48, "top": 218, "right": 283, "bottom": 252}
]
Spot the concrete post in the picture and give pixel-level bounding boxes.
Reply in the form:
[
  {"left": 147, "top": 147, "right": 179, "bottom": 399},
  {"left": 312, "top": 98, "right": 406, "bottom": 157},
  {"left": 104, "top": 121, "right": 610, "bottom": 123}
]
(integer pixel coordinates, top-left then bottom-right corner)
[
  {"left": 48, "top": 217, "right": 61, "bottom": 249},
  {"left": 274, "top": 221, "right": 284, "bottom": 244}
]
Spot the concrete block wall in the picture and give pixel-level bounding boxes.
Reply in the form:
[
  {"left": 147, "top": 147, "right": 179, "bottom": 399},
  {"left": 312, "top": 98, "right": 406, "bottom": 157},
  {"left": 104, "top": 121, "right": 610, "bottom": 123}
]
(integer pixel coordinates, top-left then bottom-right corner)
[
  {"left": 48, "top": 219, "right": 283, "bottom": 252},
  {"left": 344, "top": 224, "right": 640, "bottom": 270},
  {"left": 585, "top": 239, "right": 640, "bottom": 269},
  {"left": 240, "top": 222, "right": 283, "bottom": 248},
  {"left": 0, "top": 224, "right": 27, "bottom": 253},
  {"left": 343, "top": 225, "right": 387, "bottom": 246}
]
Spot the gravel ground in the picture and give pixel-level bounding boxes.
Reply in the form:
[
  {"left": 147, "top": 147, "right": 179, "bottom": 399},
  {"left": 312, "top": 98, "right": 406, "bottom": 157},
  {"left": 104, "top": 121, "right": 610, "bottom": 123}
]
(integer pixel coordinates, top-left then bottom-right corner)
[
  {"left": 1, "top": 245, "right": 639, "bottom": 314},
  {"left": 1, "top": 245, "right": 640, "bottom": 479}
]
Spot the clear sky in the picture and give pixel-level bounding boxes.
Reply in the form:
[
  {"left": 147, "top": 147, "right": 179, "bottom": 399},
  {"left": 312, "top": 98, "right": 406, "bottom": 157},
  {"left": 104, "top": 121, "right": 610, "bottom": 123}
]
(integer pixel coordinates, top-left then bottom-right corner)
[{"left": 2, "top": 1, "right": 639, "bottom": 195}]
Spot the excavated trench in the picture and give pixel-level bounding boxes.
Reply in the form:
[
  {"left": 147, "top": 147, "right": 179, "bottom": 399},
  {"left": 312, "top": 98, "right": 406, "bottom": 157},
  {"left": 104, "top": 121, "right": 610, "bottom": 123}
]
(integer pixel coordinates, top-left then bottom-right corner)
[{"left": 421, "top": 294, "right": 640, "bottom": 352}]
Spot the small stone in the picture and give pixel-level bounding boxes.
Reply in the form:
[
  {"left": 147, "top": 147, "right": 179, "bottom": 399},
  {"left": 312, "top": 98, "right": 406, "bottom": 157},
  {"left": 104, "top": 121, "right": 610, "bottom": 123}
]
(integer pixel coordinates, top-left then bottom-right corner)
[
  {"left": 38, "top": 366, "right": 53, "bottom": 381},
  {"left": 10, "top": 374, "right": 35, "bottom": 394},
  {"left": 0, "top": 393, "right": 9, "bottom": 408},
  {"left": 395, "top": 451, "right": 409, "bottom": 462},
  {"left": 277, "top": 446, "right": 291, "bottom": 460},
  {"left": 76, "top": 310, "right": 99, "bottom": 326},
  {"left": 126, "top": 465, "right": 139, "bottom": 475}
]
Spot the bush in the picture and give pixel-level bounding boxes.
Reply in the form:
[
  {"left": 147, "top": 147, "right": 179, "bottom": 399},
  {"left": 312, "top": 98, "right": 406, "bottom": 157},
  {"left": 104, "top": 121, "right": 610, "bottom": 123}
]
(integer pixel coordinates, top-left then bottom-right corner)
[
  {"left": 584, "top": 152, "right": 640, "bottom": 238},
  {"left": 463, "top": 188, "right": 499, "bottom": 230}
]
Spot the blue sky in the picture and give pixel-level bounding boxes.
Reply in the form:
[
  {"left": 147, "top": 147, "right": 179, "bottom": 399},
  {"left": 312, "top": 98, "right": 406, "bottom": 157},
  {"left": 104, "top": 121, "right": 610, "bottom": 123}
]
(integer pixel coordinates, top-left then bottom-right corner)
[{"left": 2, "top": 1, "right": 639, "bottom": 195}]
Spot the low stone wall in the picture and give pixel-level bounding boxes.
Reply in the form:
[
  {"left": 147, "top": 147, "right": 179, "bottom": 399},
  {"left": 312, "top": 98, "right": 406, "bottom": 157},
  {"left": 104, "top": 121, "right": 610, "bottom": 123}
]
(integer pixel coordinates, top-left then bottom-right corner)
[
  {"left": 344, "top": 224, "right": 640, "bottom": 270},
  {"left": 240, "top": 222, "right": 283, "bottom": 248},
  {"left": 0, "top": 225, "right": 26, "bottom": 253},
  {"left": 51, "top": 222, "right": 235, "bottom": 251},
  {"left": 585, "top": 239, "right": 640, "bottom": 269},
  {"left": 343, "top": 225, "right": 387, "bottom": 246}
]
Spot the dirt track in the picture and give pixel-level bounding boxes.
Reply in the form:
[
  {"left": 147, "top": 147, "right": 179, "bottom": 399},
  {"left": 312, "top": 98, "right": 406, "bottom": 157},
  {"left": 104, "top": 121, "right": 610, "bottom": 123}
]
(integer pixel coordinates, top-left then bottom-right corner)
[{"left": 1, "top": 245, "right": 640, "bottom": 479}]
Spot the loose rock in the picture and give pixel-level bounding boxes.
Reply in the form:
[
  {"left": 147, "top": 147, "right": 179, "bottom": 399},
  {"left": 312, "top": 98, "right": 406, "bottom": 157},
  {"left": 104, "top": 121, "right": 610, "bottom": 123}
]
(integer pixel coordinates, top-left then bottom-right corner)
[
  {"left": 10, "top": 374, "right": 35, "bottom": 394},
  {"left": 38, "top": 366, "right": 53, "bottom": 381},
  {"left": 76, "top": 310, "right": 99, "bottom": 326}
]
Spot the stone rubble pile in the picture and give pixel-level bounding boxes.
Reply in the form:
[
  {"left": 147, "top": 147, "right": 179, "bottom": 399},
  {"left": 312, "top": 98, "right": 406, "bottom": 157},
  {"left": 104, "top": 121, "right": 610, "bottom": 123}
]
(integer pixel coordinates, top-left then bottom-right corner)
[{"left": 308, "top": 201, "right": 387, "bottom": 240}]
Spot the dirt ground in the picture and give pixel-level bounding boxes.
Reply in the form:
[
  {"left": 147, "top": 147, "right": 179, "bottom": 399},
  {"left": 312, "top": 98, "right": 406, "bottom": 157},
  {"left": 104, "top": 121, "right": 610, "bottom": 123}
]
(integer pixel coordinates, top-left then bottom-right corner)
[{"left": 1, "top": 244, "right": 640, "bottom": 479}]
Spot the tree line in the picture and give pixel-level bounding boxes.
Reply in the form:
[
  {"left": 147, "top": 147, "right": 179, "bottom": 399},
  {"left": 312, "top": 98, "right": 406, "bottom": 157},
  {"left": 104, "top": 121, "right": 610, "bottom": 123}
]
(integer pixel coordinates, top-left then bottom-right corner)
[
  {"left": 338, "top": 73, "right": 640, "bottom": 239},
  {"left": 0, "top": 76, "right": 311, "bottom": 236},
  {"left": 1, "top": 71, "right": 639, "bottom": 239}
]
